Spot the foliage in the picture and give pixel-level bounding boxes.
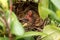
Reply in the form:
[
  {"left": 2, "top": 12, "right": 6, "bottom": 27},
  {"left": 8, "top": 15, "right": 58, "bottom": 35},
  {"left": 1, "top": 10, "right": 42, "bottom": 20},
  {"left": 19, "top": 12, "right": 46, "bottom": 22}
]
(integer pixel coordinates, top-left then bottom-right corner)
[
  {"left": 38, "top": 0, "right": 60, "bottom": 40},
  {"left": 0, "top": 0, "right": 46, "bottom": 40},
  {"left": 0, "top": 0, "right": 60, "bottom": 40}
]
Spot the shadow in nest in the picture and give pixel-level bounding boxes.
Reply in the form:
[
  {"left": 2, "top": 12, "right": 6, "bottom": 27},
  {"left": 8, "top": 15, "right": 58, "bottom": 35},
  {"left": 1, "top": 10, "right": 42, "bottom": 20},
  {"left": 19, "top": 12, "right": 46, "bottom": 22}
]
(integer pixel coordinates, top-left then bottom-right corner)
[{"left": 13, "top": 1, "right": 50, "bottom": 32}]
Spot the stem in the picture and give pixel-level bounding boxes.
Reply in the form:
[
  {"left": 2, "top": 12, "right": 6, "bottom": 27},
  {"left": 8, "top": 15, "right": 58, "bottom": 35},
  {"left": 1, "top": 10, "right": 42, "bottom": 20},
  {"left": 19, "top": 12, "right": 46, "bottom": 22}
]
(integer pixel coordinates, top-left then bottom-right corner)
[
  {"left": 0, "top": 0, "right": 12, "bottom": 40},
  {"left": 0, "top": 14, "right": 11, "bottom": 39},
  {"left": 0, "top": 17, "right": 6, "bottom": 27},
  {"left": 8, "top": 0, "right": 13, "bottom": 40}
]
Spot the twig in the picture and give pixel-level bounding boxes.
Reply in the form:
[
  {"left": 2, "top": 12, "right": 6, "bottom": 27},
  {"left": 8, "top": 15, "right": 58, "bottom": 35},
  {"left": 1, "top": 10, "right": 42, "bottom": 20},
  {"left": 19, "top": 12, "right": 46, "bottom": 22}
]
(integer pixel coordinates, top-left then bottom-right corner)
[
  {"left": 0, "top": 17, "right": 6, "bottom": 27},
  {"left": 8, "top": 0, "right": 13, "bottom": 40}
]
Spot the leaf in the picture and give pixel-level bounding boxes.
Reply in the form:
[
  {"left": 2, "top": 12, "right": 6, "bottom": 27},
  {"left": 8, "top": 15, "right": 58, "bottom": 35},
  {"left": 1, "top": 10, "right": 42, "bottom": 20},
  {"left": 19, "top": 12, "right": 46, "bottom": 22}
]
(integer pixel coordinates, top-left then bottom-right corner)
[
  {"left": 49, "top": 0, "right": 57, "bottom": 12},
  {"left": 42, "top": 31, "right": 60, "bottom": 40},
  {"left": 49, "top": 11, "right": 60, "bottom": 23},
  {"left": 42, "top": 24, "right": 60, "bottom": 40},
  {"left": 0, "top": 37, "right": 4, "bottom": 40},
  {"left": 42, "top": 35, "right": 53, "bottom": 40},
  {"left": 16, "top": 37, "right": 34, "bottom": 40},
  {"left": 38, "top": 0, "right": 49, "bottom": 20},
  {"left": 51, "top": 0, "right": 60, "bottom": 10},
  {"left": 38, "top": 0, "right": 60, "bottom": 21},
  {"left": 0, "top": 21, "right": 4, "bottom": 27},
  {"left": 0, "top": 37, "right": 8, "bottom": 40},
  {"left": 40, "top": 0, "right": 49, "bottom": 8},
  {"left": 43, "top": 23, "right": 60, "bottom": 34},
  {"left": 23, "top": 31, "right": 47, "bottom": 37},
  {"left": 0, "top": 0, "right": 8, "bottom": 9},
  {"left": 16, "top": 31, "right": 47, "bottom": 39},
  {"left": 56, "top": 10, "right": 60, "bottom": 19},
  {"left": 0, "top": 18, "right": 5, "bottom": 32},
  {"left": 33, "top": 0, "right": 38, "bottom": 3},
  {"left": 24, "top": 37, "right": 35, "bottom": 40},
  {"left": 11, "top": 12, "right": 24, "bottom": 36},
  {"left": 5, "top": 10, "right": 10, "bottom": 20},
  {"left": 43, "top": 25, "right": 55, "bottom": 34},
  {"left": 51, "top": 32, "right": 60, "bottom": 40},
  {"left": 38, "top": 6, "right": 54, "bottom": 20},
  {"left": 0, "top": 21, "right": 5, "bottom": 32}
]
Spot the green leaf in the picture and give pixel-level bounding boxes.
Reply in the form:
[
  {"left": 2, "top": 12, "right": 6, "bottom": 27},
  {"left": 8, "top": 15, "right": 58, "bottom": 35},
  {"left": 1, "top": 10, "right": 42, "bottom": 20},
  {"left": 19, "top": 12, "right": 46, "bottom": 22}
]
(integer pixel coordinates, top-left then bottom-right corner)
[
  {"left": 43, "top": 25, "right": 55, "bottom": 34},
  {"left": 16, "top": 31, "right": 47, "bottom": 39},
  {"left": 40, "top": 0, "right": 49, "bottom": 8},
  {"left": 0, "top": 21, "right": 4, "bottom": 27},
  {"left": 0, "top": 37, "right": 8, "bottom": 40},
  {"left": 42, "top": 24, "right": 60, "bottom": 40},
  {"left": 42, "top": 35, "right": 53, "bottom": 40},
  {"left": 42, "top": 31, "right": 60, "bottom": 40},
  {"left": 49, "top": 0, "right": 57, "bottom": 12},
  {"left": 23, "top": 31, "right": 47, "bottom": 37},
  {"left": 11, "top": 12, "right": 24, "bottom": 36},
  {"left": 49, "top": 12, "right": 60, "bottom": 23},
  {"left": 5, "top": 10, "right": 10, "bottom": 20},
  {"left": 0, "top": 0, "right": 8, "bottom": 10},
  {"left": 16, "top": 37, "right": 34, "bottom": 40},
  {"left": 0, "top": 20, "right": 5, "bottom": 32},
  {"left": 38, "top": 0, "right": 49, "bottom": 20},
  {"left": 33, "top": 0, "right": 38, "bottom": 3},
  {"left": 51, "top": 0, "right": 60, "bottom": 10},
  {"left": 24, "top": 37, "right": 35, "bottom": 40},
  {"left": 38, "top": 6, "right": 54, "bottom": 20},
  {"left": 51, "top": 32, "right": 60, "bottom": 40},
  {"left": 56, "top": 10, "right": 60, "bottom": 19},
  {"left": 0, "top": 37, "right": 4, "bottom": 40}
]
